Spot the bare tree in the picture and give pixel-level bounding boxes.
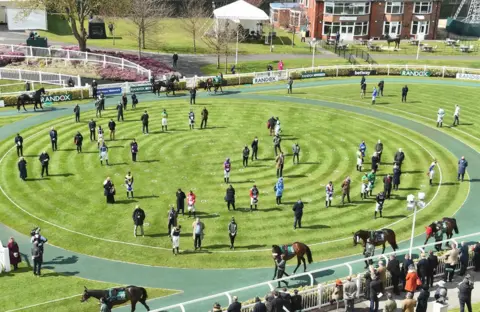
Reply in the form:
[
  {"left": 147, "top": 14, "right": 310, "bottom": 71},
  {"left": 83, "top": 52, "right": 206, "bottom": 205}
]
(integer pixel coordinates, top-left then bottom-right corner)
[
  {"left": 182, "top": 0, "right": 210, "bottom": 54},
  {"left": 127, "top": 0, "right": 172, "bottom": 58}
]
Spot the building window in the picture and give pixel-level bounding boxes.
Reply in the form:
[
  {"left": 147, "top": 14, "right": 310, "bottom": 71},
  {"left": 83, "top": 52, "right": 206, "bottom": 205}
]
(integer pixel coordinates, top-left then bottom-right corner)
[
  {"left": 413, "top": 2, "right": 432, "bottom": 14},
  {"left": 271, "top": 10, "right": 279, "bottom": 23},
  {"left": 323, "top": 21, "right": 369, "bottom": 36},
  {"left": 324, "top": 2, "right": 370, "bottom": 15},
  {"left": 385, "top": 2, "right": 404, "bottom": 14},
  {"left": 383, "top": 21, "right": 402, "bottom": 36},
  {"left": 411, "top": 21, "right": 430, "bottom": 35}
]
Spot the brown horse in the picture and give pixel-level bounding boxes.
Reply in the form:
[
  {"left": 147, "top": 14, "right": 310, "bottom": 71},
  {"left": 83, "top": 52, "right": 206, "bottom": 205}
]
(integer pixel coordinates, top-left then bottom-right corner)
[
  {"left": 81, "top": 286, "right": 150, "bottom": 312},
  {"left": 353, "top": 229, "right": 398, "bottom": 254},
  {"left": 424, "top": 217, "right": 459, "bottom": 245},
  {"left": 272, "top": 242, "right": 313, "bottom": 278}
]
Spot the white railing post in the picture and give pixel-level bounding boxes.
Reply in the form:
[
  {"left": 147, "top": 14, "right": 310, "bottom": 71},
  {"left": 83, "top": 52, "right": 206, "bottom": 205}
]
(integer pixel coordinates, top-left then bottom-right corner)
[
  {"left": 345, "top": 263, "right": 353, "bottom": 276},
  {"left": 10, "top": 44, "right": 14, "bottom": 52},
  {"left": 355, "top": 274, "right": 363, "bottom": 299},
  {"left": 267, "top": 282, "right": 275, "bottom": 291},
  {"left": 179, "top": 305, "right": 186, "bottom": 312},
  {"left": 67, "top": 50, "right": 70, "bottom": 60},
  {"left": 103, "top": 55, "right": 106, "bottom": 68},
  {"left": 39, "top": 72, "right": 42, "bottom": 83},
  {"left": 225, "top": 292, "right": 233, "bottom": 305},
  {"left": 18, "top": 69, "right": 21, "bottom": 81},
  {"left": 442, "top": 66, "right": 446, "bottom": 78},
  {"left": 307, "top": 273, "right": 314, "bottom": 286},
  {"left": 317, "top": 284, "right": 323, "bottom": 307},
  {"left": 122, "top": 58, "right": 124, "bottom": 69},
  {"left": 387, "top": 64, "right": 390, "bottom": 76},
  {"left": 31, "top": 81, "right": 35, "bottom": 89},
  {"left": 336, "top": 66, "right": 339, "bottom": 77},
  {"left": 77, "top": 75, "right": 81, "bottom": 87}
]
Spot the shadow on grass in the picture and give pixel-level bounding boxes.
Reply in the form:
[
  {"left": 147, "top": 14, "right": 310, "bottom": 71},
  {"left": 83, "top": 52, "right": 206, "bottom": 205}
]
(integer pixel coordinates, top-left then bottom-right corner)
[
  {"left": 301, "top": 224, "right": 331, "bottom": 229},
  {"left": 47, "top": 15, "right": 73, "bottom": 36},
  {"left": 44, "top": 255, "right": 79, "bottom": 265},
  {"left": 49, "top": 173, "right": 74, "bottom": 177}
]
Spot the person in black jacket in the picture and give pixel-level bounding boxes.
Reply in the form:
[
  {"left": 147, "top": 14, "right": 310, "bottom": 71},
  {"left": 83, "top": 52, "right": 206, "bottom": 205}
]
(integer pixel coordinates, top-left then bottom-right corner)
[
  {"left": 378, "top": 80, "right": 384, "bottom": 96},
  {"left": 225, "top": 184, "right": 235, "bottom": 210},
  {"left": 457, "top": 275, "right": 474, "bottom": 312},
  {"left": 459, "top": 241, "right": 469, "bottom": 276},
  {"left": 271, "top": 291, "right": 285, "bottom": 312},
  {"left": 393, "top": 163, "right": 401, "bottom": 191},
  {"left": 49, "top": 127, "right": 58, "bottom": 151},
  {"left": 91, "top": 79, "right": 98, "bottom": 98},
  {"left": 383, "top": 174, "right": 392, "bottom": 199},
  {"left": 290, "top": 289, "right": 302, "bottom": 312},
  {"left": 172, "top": 53, "right": 179, "bottom": 69},
  {"left": 15, "top": 133, "right": 23, "bottom": 157},
  {"left": 242, "top": 145, "right": 250, "bottom": 167},
  {"left": 292, "top": 200, "right": 303, "bottom": 229},
  {"left": 252, "top": 296, "right": 266, "bottom": 312},
  {"left": 141, "top": 110, "right": 149, "bottom": 134},
  {"left": 88, "top": 119, "right": 96, "bottom": 141},
  {"left": 369, "top": 274, "right": 382, "bottom": 312},
  {"left": 201, "top": 107, "right": 208, "bottom": 129},
  {"left": 251, "top": 137, "right": 259, "bottom": 161},
  {"left": 427, "top": 250, "right": 439, "bottom": 287},
  {"left": 132, "top": 205, "right": 145, "bottom": 237},
  {"left": 227, "top": 296, "right": 241, "bottom": 312},
  {"left": 279, "top": 288, "right": 292, "bottom": 312},
  {"left": 122, "top": 92, "right": 128, "bottom": 110},
  {"left": 39, "top": 151, "right": 49, "bottom": 177},
  {"left": 394, "top": 148, "right": 405, "bottom": 169},
  {"left": 176, "top": 188, "right": 186, "bottom": 215},
  {"left": 371, "top": 152, "right": 379, "bottom": 173},
  {"left": 387, "top": 254, "right": 401, "bottom": 295},
  {"left": 402, "top": 85, "right": 409, "bottom": 102},
  {"left": 417, "top": 253, "right": 430, "bottom": 285},
  {"left": 108, "top": 119, "right": 116, "bottom": 140},
  {"left": 18, "top": 157, "right": 27, "bottom": 181},
  {"left": 228, "top": 217, "right": 237, "bottom": 249},
  {"left": 73, "top": 104, "right": 80, "bottom": 122},
  {"left": 74, "top": 132, "right": 83, "bottom": 153},
  {"left": 416, "top": 285, "right": 430, "bottom": 312},
  {"left": 131, "top": 92, "right": 138, "bottom": 109},
  {"left": 189, "top": 87, "right": 196, "bottom": 105},
  {"left": 116, "top": 101, "right": 124, "bottom": 121},
  {"left": 374, "top": 191, "right": 385, "bottom": 219}
]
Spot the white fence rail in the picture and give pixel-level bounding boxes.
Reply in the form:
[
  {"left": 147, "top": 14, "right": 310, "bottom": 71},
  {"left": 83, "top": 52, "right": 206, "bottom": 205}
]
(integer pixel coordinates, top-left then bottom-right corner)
[
  {"left": 155, "top": 232, "right": 480, "bottom": 312},
  {"left": 0, "top": 67, "right": 80, "bottom": 87},
  {"left": 0, "top": 44, "right": 151, "bottom": 79}
]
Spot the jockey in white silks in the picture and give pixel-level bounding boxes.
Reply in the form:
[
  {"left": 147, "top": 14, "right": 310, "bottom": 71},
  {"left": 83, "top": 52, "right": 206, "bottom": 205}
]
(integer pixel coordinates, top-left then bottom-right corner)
[
  {"left": 437, "top": 108, "right": 445, "bottom": 127},
  {"left": 274, "top": 119, "right": 281, "bottom": 136}
]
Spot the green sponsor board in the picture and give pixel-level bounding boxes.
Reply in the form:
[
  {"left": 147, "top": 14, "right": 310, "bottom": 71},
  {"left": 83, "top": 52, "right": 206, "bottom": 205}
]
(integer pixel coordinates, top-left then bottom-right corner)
[
  {"left": 301, "top": 72, "right": 326, "bottom": 79},
  {"left": 401, "top": 70, "right": 431, "bottom": 77},
  {"left": 40, "top": 94, "right": 72, "bottom": 103},
  {"left": 130, "top": 85, "right": 152, "bottom": 93}
]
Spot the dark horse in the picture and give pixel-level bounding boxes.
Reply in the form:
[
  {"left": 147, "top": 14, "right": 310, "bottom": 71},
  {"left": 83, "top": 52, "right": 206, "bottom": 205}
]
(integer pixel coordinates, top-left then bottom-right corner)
[
  {"left": 383, "top": 34, "right": 401, "bottom": 49},
  {"left": 424, "top": 217, "right": 459, "bottom": 246},
  {"left": 272, "top": 242, "right": 313, "bottom": 278},
  {"left": 153, "top": 74, "right": 179, "bottom": 96},
  {"left": 17, "top": 87, "right": 46, "bottom": 112},
  {"left": 353, "top": 229, "right": 398, "bottom": 254},
  {"left": 81, "top": 286, "right": 150, "bottom": 312},
  {"left": 204, "top": 78, "right": 213, "bottom": 92}
]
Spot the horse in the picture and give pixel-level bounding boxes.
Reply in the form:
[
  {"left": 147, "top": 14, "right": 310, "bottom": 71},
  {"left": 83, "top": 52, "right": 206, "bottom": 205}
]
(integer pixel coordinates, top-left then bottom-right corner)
[
  {"left": 204, "top": 78, "right": 213, "bottom": 92},
  {"left": 153, "top": 74, "right": 179, "bottom": 96},
  {"left": 17, "top": 87, "right": 46, "bottom": 112},
  {"left": 424, "top": 217, "right": 459, "bottom": 246},
  {"left": 81, "top": 286, "right": 150, "bottom": 312},
  {"left": 271, "top": 242, "right": 313, "bottom": 279},
  {"left": 383, "top": 34, "right": 401, "bottom": 49},
  {"left": 353, "top": 229, "right": 398, "bottom": 254}
]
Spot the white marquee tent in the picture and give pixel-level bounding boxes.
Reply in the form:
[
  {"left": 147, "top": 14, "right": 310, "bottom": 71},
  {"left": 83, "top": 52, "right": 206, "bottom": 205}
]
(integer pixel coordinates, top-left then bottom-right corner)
[{"left": 213, "top": 0, "right": 269, "bottom": 64}]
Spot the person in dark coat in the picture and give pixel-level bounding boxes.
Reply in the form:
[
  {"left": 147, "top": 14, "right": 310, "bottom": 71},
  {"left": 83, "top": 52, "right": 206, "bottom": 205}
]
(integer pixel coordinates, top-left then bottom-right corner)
[
  {"left": 88, "top": 119, "right": 96, "bottom": 141},
  {"left": 201, "top": 107, "right": 208, "bottom": 129},
  {"left": 132, "top": 205, "right": 145, "bottom": 237},
  {"left": 39, "top": 151, "right": 50, "bottom": 177},
  {"left": 31, "top": 240, "right": 42, "bottom": 276},
  {"left": 387, "top": 254, "right": 401, "bottom": 295},
  {"left": 225, "top": 184, "right": 236, "bottom": 210},
  {"left": 167, "top": 206, "right": 177, "bottom": 236},
  {"left": 91, "top": 79, "right": 98, "bottom": 98},
  {"left": 375, "top": 139, "right": 383, "bottom": 162},
  {"left": 25, "top": 81, "right": 31, "bottom": 91},
  {"left": 122, "top": 93, "right": 128, "bottom": 110},
  {"left": 116, "top": 101, "right": 124, "bottom": 121},
  {"left": 251, "top": 137, "right": 259, "bottom": 161},
  {"left": 427, "top": 250, "right": 439, "bottom": 287},
  {"left": 99, "top": 92, "right": 105, "bottom": 110},
  {"left": 104, "top": 177, "right": 115, "bottom": 204},
  {"left": 292, "top": 200, "right": 304, "bottom": 229},
  {"left": 369, "top": 274, "right": 382, "bottom": 312},
  {"left": 416, "top": 253, "right": 430, "bottom": 285},
  {"left": 371, "top": 152, "right": 379, "bottom": 172},
  {"left": 393, "top": 163, "right": 401, "bottom": 191},
  {"left": 416, "top": 285, "right": 430, "bottom": 312},
  {"left": 459, "top": 241, "right": 469, "bottom": 276},
  {"left": 458, "top": 156, "right": 468, "bottom": 182},
  {"left": 49, "top": 127, "right": 58, "bottom": 151},
  {"left": 18, "top": 157, "right": 27, "bottom": 180},
  {"left": 473, "top": 242, "right": 480, "bottom": 271},
  {"left": 402, "top": 85, "right": 408, "bottom": 102},
  {"left": 130, "top": 139, "right": 138, "bottom": 162},
  {"left": 457, "top": 275, "right": 474, "bottom": 312},
  {"left": 227, "top": 296, "right": 241, "bottom": 312},
  {"left": 394, "top": 148, "right": 405, "bottom": 169},
  {"left": 279, "top": 288, "right": 292, "bottom": 311},
  {"left": 15, "top": 133, "right": 23, "bottom": 157},
  {"left": 378, "top": 80, "right": 384, "bottom": 96},
  {"left": 73, "top": 104, "right": 80, "bottom": 122},
  {"left": 74, "top": 132, "right": 83, "bottom": 153},
  {"left": 172, "top": 53, "right": 179, "bottom": 69},
  {"left": 131, "top": 92, "right": 138, "bottom": 109},
  {"left": 108, "top": 119, "right": 116, "bottom": 140},
  {"left": 291, "top": 289, "right": 302, "bottom": 312},
  {"left": 364, "top": 269, "right": 372, "bottom": 298},
  {"left": 252, "top": 296, "right": 267, "bottom": 312},
  {"left": 7, "top": 237, "right": 21, "bottom": 270},
  {"left": 271, "top": 291, "right": 285, "bottom": 312},
  {"left": 228, "top": 217, "right": 237, "bottom": 249},
  {"left": 383, "top": 174, "right": 392, "bottom": 199},
  {"left": 242, "top": 145, "right": 250, "bottom": 167},
  {"left": 189, "top": 87, "right": 196, "bottom": 105},
  {"left": 176, "top": 188, "right": 186, "bottom": 216},
  {"left": 141, "top": 110, "right": 149, "bottom": 134}
]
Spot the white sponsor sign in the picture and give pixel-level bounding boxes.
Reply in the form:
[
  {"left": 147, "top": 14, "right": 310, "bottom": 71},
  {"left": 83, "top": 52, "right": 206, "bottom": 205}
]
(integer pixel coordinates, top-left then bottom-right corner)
[
  {"left": 456, "top": 73, "right": 480, "bottom": 80},
  {"left": 340, "top": 16, "right": 357, "bottom": 21},
  {"left": 253, "top": 76, "right": 279, "bottom": 84}
]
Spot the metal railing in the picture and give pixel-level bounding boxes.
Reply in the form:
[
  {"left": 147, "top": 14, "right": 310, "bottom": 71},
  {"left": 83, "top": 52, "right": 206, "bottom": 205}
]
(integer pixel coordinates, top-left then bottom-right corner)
[
  {"left": 0, "top": 44, "right": 151, "bottom": 79},
  {"left": 154, "top": 232, "right": 480, "bottom": 311},
  {"left": 0, "top": 68, "right": 80, "bottom": 87}
]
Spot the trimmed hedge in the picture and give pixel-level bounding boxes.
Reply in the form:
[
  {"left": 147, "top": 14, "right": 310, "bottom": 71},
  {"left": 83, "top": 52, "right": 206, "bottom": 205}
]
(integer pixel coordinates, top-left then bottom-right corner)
[{"left": 1, "top": 88, "right": 89, "bottom": 106}]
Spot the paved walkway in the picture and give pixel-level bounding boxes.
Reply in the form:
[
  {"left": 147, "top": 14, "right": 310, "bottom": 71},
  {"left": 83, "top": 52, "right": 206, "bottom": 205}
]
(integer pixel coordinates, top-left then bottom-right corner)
[{"left": 0, "top": 78, "right": 480, "bottom": 312}]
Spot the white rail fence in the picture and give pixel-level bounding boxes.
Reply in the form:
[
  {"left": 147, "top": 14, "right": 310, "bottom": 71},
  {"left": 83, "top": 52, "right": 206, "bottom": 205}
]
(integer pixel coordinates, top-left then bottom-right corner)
[
  {"left": 0, "top": 43, "right": 151, "bottom": 79},
  {"left": 0, "top": 67, "right": 80, "bottom": 87},
  {"left": 155, "top": 232, "right": 480, "bottom": 312}
]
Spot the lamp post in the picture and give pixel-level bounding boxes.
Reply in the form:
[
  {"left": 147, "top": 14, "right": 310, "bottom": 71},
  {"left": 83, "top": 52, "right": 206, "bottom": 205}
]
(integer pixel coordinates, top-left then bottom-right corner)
[
  {"left": 416, "top": 33, "right": 425, "bottom": 60},
  {"left": 407, "top": 192, "right": 426, "bottom": 256},
  {"left": 311, "top": 39, "right": 317, "bottom": 68}
]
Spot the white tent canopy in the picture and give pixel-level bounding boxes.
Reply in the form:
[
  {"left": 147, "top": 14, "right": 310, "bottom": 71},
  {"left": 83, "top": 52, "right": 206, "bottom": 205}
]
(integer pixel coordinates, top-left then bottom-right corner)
[{"left": 213, "top": 0, "right": 269, "bottom": 23}]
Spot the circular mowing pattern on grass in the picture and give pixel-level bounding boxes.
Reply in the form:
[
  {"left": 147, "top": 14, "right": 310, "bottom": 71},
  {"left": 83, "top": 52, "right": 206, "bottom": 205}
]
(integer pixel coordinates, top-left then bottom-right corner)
[{"left": 0, "top": 96, "right": 467, "bottom": 268}]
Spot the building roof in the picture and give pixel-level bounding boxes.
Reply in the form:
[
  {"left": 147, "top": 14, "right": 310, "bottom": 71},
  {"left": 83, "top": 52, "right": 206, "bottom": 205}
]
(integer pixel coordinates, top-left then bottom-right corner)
[
  {"left": 214, "top": 0, "right": 269, "bottom": 21},
  {"left": 270, "top": 3, "right": 302, "bottom": 10}
]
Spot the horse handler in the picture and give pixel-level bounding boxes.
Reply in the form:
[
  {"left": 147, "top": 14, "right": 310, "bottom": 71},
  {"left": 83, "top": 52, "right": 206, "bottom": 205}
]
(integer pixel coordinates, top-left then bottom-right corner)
[
  {"left": 275, "top": 254, "right": 290, "bottom": 287},
  {"left": 363, "top": 238, "right": 375, "bottom": 268}
]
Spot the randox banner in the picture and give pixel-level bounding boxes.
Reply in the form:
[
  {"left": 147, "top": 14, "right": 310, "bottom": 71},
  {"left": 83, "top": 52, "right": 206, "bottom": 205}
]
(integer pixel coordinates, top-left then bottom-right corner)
[
  {"left": 40, "top": 94, "right": 72, "bottom": 103},
  {"left": 98, "top": 87, "right": 123, "bottom": 95},
  {"left": 349, "top": 70, "right": 377, "bottom": 76},
  {"left": 253, "top": 76, "right": 279, "bottom": 84},
  {"left": 301, "top": 72, "right": 326, "bottom": 79},
  {"left": 456, "top": 73, "right": 480, "bottom": 80},
  {"left": 130, "top": 84, "right": 152, "bottom": 93},
  {"left": 401, "top": 70, "right": 431, "bottom": 77}
]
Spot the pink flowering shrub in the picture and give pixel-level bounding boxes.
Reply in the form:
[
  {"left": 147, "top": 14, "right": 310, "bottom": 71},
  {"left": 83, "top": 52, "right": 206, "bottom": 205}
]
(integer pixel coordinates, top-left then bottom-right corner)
[
  {"left": 0, "top": 52, "right": 26, "bottom": 66},
  {"left": 97, "top": 66, "right": 147, "bottom": 81}
]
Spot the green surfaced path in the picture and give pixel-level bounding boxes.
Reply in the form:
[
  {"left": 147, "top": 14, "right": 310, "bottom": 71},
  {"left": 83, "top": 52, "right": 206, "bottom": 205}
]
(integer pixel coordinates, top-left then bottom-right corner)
[{"left": 0, "top": 77, "right": 479, "bottom": 311}]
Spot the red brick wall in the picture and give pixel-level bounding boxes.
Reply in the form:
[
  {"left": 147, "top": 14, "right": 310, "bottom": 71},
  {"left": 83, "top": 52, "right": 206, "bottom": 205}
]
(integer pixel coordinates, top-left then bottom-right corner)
[{"left": 369, "top": 1, "right": 385, "bottom": 39}]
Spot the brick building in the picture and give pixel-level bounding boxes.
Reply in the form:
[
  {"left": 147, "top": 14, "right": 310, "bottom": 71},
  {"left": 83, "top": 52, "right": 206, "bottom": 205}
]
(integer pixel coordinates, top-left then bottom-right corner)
[{"left": 271, "top": 0, "right": 442, "bottom": 41}]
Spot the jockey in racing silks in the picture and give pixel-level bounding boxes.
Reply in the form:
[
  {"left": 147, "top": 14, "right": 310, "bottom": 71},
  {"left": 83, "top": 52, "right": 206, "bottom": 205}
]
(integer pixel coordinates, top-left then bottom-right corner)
[
  {"left": 361, "top": 173, "right": 370, "bottom": 199},
  {"left": 437, "top": 108, "right": 445, "bottom": 127},
  {"left": 374, "top": 191, "right": 385, "bottom": 219},
  {"left": 356, "top": 149, "right": 363, "bottom": 172},
  {"left": 367, "top": 170, "right": 376, "bottom": 196},
  {"left": 428, "top": 160, "right": 437, "bottom": 186},
  {"left": 325, "top": 181, "right": 334, "bottom": 208}
]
